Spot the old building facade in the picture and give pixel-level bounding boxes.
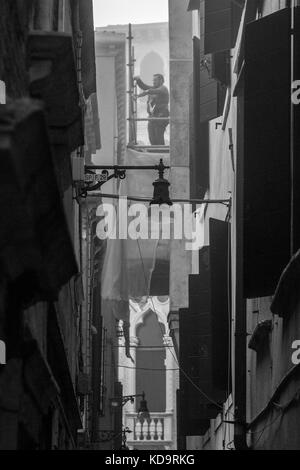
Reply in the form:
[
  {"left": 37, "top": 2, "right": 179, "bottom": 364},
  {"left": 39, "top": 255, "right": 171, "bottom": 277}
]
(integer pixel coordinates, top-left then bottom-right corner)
[
  {"left": 173, "top": 0, "right": 300, "bottom": 451},
  {"left": 2, "top": 0, "right": 299, "bottom": 452},
  {"left": 96, "top": 22, "right": 169, "bottom": 145},
  {"left": 120, "top": 297, "right": 177, "bottom": 450},
  {"left": 0, "top": 0, "right": 99, "bottom": 449}
]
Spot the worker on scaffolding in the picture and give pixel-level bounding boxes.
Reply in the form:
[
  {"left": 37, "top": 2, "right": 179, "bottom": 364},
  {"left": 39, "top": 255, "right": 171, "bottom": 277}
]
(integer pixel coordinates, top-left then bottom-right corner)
[{"left": 134, "top": 74, "right": 169, "bottom": 146}]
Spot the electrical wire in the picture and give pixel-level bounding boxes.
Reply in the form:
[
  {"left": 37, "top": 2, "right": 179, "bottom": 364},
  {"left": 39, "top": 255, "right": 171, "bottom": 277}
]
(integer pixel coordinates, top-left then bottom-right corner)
[
  {"left": 250, "top": 412, "right": 283, "bottom": 448},
  {"left": 249, "top": 412, "right": 283, "bottom": 435},
  {"left": 249, "top": 384, "right": 300, "bottom": 446}
]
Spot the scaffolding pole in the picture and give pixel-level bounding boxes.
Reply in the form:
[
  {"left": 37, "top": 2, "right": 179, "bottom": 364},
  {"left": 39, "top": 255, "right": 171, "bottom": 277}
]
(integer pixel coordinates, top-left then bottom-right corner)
[
  {"left": 126, "top": 23, "right": 170, "bottom": 151},
  {"left": 127, "top": 24, "right": 137, "bottom": 145}
]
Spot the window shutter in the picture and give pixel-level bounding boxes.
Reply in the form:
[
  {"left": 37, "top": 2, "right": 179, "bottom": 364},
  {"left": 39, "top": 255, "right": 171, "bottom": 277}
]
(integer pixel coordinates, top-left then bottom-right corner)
[
  {"left": 179, "top": 247, "right": 226, "bottom": 435},
  {"left": 209, "top": 218, "right": 231, "bottom": 392},
  {"left": 113, "top": 382, "right": 123, "bottom": 449},
  {"left": 190, "top": 119, "right": 209, "bottom": 200},
  {"left": 293, "top": 8, "right": 300, "bottom": 255},
  {"left": 197, "top": 35, "right": 219, "bottom": 122},
  {"left": 211, "top": 50, "right": 230, "bottom": 86},
  {"left": 204, "top": 0, "right": 231, "bottom": 54},
  {"left": 190, "top": 36, "right": 210, "bottom": 198},
  {"left": 243, "top": 9, "right": 292, "bottom": 298},
  {"left": 199, "top": 54, "right": 220, "bottom": 123},
  {"left": 204, "top": 0, "right": 245, "bottom": 55},
  {"left": 179, "top": 308, "right": 212, "bottom": 436},
  {"left": 188, "top": 0, "right": 200, "bottom": 11},
  {"left": 231, "top": 0, "right": 245, "bottom": 47},
  {"left": 198, "top": 2, "right": 226, "bottom": 122},
  {"left": 79, "top": 0, "right": 97, "bottom": 98},
  {"left": 149, "top": 259, "right": 169, "bottom": 296},
  {"left": 193, "top": 37, "right": 201, "bottom": 123},
  {"left": 136, "top": 349, "right": 166, "bottom": 412},
  {"left": 176, "top": 389, "right": 187, "bottom": 449}
]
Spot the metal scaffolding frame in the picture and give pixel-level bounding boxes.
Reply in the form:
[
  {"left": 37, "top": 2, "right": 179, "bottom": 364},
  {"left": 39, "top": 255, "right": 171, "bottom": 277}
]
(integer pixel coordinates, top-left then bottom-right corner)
[{"left": 126, "top": 23, "right": 170, "bottom": 153}]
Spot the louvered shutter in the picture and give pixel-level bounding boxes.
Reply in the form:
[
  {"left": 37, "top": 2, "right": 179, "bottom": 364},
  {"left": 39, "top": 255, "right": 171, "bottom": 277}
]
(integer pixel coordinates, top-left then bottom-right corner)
[
  {"left": 204, "top": 0, "right": 245, "bottom": 54},
  {"left": 179, "top": 247, "right": 227, "bottom": 436},
  {"left": 293, "top": 8, "right": 300, "bottom": 254},
  {"left": 113, "top": 382, "right": 123, "bottom": 449},
  {"left": 204, "top": 0, "right": 232, "bottom": 54},
  {"left": 209, "top": 218, "right": 231, "bottom": 392},
  {"left": 198, "top": 8, "right": 219, "bottom": 123},
  {"left": 188, "top": 0, "right": 200, "bottom": 11},
  {"left": 176, "top": 389, "right": 187, "bottom": 449},
  {"left": 190, "top": 36, "right": 210, "bottom": 198},
  {"left": 243, "top": 9, "right": 292, "bottom": 298},
  {"left": 79, "top": 0, "right": 97, "bottom": 98},
  {"left": 198, "top": 2, "right": 226, "bottom": 122},
  {"left": 231, "top": 0, "right": 246, "bottom": 47},
  {"left": 179, "top": 308, "right": 211, "bottom": 436}
]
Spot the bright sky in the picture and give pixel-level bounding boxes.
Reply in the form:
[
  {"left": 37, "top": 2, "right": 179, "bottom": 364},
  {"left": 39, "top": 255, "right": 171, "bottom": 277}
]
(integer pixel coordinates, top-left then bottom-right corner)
[{"left": 93, "top": 0, "right": 168, "bottom": 27}]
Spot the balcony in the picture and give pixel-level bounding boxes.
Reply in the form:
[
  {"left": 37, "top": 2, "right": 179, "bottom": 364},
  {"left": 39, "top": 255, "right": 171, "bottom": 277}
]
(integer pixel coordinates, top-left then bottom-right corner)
[{"left": 124, "top": 412, "right": 174, "bottom": 449}]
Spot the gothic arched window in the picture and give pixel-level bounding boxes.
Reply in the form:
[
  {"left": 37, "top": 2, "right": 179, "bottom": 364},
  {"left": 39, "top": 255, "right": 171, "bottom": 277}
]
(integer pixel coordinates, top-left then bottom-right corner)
[{"left": 136, "top": 310, "right": 166, "bottom": 412}]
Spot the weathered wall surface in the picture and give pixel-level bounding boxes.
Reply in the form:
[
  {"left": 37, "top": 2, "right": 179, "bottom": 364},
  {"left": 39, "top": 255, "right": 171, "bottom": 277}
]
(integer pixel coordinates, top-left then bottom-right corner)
[{"left": 168, "top": 0, "right": 192, "bottom": 352}]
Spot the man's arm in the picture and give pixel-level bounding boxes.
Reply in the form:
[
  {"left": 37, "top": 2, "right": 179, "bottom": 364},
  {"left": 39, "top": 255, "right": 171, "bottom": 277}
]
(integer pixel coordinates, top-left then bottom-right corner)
[
  {"left": 136, "top": 85, "right": 168, "bottom": 99},
  {"left": 134, "top": 76, "right": 152, "bottom": 91},
  {"left": 147, "top": 85, "right": 167, "bottom": 96}
]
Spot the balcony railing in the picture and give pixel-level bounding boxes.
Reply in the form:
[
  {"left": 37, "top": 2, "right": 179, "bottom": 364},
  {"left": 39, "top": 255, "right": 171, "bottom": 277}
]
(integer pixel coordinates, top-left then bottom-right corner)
[{"left": 124, "top": 412, "right": 173, "bottom": 444}]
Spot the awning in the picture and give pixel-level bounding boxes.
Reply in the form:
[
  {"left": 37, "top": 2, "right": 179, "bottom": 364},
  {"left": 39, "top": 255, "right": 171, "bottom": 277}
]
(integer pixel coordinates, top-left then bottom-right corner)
[{"left": 0, "top": 99, "right": 78, "bottom": 301}]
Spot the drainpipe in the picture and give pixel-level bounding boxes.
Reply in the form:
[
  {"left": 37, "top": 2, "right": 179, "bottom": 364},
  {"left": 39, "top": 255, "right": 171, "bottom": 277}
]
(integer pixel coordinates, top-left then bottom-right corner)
[{"left": 234, "top": 86, "right": 248, "bottom": 451}]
